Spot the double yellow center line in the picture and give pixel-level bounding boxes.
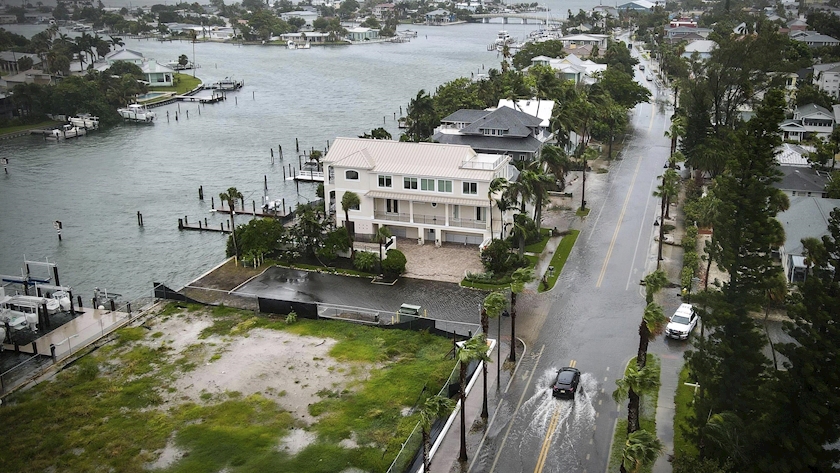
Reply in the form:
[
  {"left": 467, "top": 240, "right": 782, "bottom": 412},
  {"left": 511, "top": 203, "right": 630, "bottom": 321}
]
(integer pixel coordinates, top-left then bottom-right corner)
[{"left": 534, "top": 359, "right": 576, "bottom": 473}]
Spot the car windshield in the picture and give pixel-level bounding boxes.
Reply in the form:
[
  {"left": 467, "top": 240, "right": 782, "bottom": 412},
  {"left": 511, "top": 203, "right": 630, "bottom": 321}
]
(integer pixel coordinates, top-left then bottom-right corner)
[
  {"left": 557, "top": 371, "right": 575, "bottom": 384},
  {"left": 672, "top": 315, "right": 690, "bottom": 325}
]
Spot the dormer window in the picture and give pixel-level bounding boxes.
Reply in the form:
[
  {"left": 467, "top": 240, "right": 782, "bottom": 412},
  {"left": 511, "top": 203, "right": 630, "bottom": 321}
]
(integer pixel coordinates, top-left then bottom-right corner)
[
  {"left": 481, "top": 128, "right": 505, "bottom": 136},
  {"left": 345, "top": 170, "right": 359, "bottom": 180}
]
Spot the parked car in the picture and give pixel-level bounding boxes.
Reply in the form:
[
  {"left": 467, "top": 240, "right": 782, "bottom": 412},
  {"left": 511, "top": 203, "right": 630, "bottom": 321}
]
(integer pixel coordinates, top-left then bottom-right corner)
[
  {"left": 639, "top": 64, "right": 645, "bottom": 71},
  {"left": 552, "top": 367, "right": 581, "bottom": 399},
  {"left": 666, "top": 303, "right": 699, "bottom": 340},
  {"left": 646, "top": 72, "right": 654, "bottom": 81}
]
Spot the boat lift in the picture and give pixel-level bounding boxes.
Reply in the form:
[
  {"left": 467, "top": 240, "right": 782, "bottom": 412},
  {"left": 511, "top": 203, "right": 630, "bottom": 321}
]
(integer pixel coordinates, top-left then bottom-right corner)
[{"left": 0, "top": 258, "right": 61, "bottom": 296}]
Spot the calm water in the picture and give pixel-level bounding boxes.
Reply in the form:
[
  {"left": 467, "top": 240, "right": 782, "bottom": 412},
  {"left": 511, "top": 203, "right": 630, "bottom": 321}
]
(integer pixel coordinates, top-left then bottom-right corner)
[{"left": 0, "top": 16, "right": 599, "bottom": 299}]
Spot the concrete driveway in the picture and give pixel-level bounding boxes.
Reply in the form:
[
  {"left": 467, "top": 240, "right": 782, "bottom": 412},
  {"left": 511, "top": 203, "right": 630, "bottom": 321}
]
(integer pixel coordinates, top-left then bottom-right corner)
[{"left": 355, "top": 237, "right": 485, "bottom": 284}]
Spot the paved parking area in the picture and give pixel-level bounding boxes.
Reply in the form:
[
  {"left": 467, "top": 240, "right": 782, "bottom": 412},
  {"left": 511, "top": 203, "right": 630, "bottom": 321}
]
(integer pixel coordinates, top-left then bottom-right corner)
[{"left": 355, "top": 237, "right": 485, "bottom": 283}]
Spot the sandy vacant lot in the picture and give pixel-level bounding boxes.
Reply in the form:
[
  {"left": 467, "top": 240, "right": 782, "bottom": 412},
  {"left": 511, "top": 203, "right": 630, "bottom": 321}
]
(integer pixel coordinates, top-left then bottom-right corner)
[{"left": 140, "top": 311, "right": 373, "bottom": 467}]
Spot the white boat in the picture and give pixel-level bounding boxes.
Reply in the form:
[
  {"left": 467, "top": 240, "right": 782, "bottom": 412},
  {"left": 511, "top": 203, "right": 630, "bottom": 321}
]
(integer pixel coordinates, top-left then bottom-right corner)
[
  {"left": 69, "top": 114, "right": 100, "bottom": 130},
  {"left": 492, "top": 30, "right": 515, "bottom": 51},
  {"left": 216, "top": 77, "right": 243, "bottom": 90},
  {"left": 118, "top": 103, "right": 156, "bottom": 123},
  {"left": 0, "top": 296, "right": 43, "bottom": 331},
  {"left": 51, "top": 290, "right": 72, "bottom": 312},
  {"left": 46, "top": 124, "right": 87, "bottom": 140},
  {"left": 5, "top": 294, "right": 60, "bottom": 314}
]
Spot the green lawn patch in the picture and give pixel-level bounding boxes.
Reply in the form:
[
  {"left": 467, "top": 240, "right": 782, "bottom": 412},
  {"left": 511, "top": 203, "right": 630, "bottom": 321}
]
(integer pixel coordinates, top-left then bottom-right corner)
[
  {"left": 149, "top": 73, "right": 203, "bottom": 94},
  {"left": 460, "top": 279, "right": 508, "bottom": 290},
  {"left": 0, "top": 119, "right": 62, "bottom": 136},
  {"left": 524, "top": 228, "right": 551, "bottom": 253},
  {"left": 539, "top": 230, "right": 579, "bottom": 292},
  {"left": 673, "top": 365, "right": 699, "bottom": 460},
  {"left": 0, "top": 306, "right": 455, "bottom": 473},
  {"left": 607, "top": 355, "right": 661, "bottom": 473},
  {"left": 576, "top": 208, "right": 591, "bottom": 217}
]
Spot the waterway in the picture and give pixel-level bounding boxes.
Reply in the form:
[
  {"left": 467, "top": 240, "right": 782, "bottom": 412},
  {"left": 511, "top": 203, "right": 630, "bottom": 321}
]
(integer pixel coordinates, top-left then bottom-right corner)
[{"left": 0, "top": 14, "right": 603, "bottom": 300}]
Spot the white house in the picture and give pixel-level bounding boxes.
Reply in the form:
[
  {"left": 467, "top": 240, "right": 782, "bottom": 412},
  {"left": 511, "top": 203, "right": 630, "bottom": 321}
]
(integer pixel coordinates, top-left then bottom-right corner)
[
  {"left": 529, "top": 54, "right": 606, "bottom": 85},
  {"left": 95, "top": 49, "right": 175, "bottom": 86},
  {"left": 556, "top": 33, "right": 609, "bottom": 51},
  {"left": 777, "top": 196, "right": 840, "bottom": 282},
  {"left": 794, "top": 103, "right": 835, "bottom": 139},
  {"left": 323, "top": 137, "right": 511, "bottom": 246},
  {"left": 790, "top": 30, "right": 840, "bottom": 48},
  {"left": 681, "top": 40, "right": 717, "bottom": 61},
  {"left": 812, "top": 62, "right": 840, "bottom": 98}
]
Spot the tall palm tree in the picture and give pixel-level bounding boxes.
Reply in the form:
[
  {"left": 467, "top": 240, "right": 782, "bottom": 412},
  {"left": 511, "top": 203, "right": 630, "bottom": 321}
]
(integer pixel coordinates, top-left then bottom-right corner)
[
  {"left": 420, "top": 394, "right": 454, "bottom": 473},
  {"left": 539, "top": 144, "right": 572, "bottom": 192},
  {"left": 653, "top": 169, "right": 680, "bottom": 267},
  {"left": 619, "top": 429, "right": 664, "bottom": 473},
  {"left": 518, "top": 161, "right": 553, "bottom": 231},
  {"left": 340, "top": 191, "right": 360, "bottom": 258},
  {"left": 219, "top": 187, "right": 243, "bottom": 258},
  {"left": 642, "top": 270, "right": 668, "bottom": 305},
  {"left": 488, "top": 177, "right": 508, "bottom": 241},
  {"left": 494, "top": 195, "right": 513, "bottom": 240},
  {"left": 481, "top": 291, "right": 506, "bottom": 419},
  {"left": 457, "top": 335, "right": 491, "bottom": 462},
  {"left": 636, "top": 303, "right": 666, "bottom": 369},
  {"left": 108, "top": 36, "right": 125, "bottom": 48},
  {"left": 613, "top": 363, "right": 659, "bottom": 434},
  {"left": 664, "top": 114, "right": 686, "bottom": 157},
  {"left": 509, "top": 267, "right": 533, "bottom": 362},
  {"left": 374, "top": 226, "right": 392, "bottom": 274}
]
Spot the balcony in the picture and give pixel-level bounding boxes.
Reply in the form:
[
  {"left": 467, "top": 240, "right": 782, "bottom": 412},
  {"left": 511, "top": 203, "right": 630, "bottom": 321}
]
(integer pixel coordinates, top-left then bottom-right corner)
[{"left": 373, "top": 211, "right": 486, "bottom": 229}]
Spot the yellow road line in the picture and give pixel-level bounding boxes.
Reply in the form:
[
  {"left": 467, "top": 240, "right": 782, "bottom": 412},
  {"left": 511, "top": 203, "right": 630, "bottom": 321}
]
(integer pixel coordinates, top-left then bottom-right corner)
[
  {"left": 533, "top": 360, "right": 576, "bottom": 473},
  {"left": 595, "top": 153, "right": 645, "bottom": 288}
]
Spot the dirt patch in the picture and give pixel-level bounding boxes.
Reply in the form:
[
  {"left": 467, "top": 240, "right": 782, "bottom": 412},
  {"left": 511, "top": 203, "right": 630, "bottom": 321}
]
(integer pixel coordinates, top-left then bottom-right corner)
[
  {"left": 144, "top": 312, "right": 372, "bottom": 426},
  {"left": 395, "top": 238, "right": 484, "bottom": 283}
]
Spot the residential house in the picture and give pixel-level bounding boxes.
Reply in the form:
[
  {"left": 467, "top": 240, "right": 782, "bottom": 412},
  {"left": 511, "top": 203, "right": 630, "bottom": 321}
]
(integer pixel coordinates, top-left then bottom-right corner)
[
  {"left": 426, "top": 9, "right": 455, "bottom": 25},
  {"left": 372, "top": 3, "right": 395, "bottom": 19},
  {"left": 774, "top": 165, "right": 830, "bottom": 198},
  {"left": 681, "top": 40, "right": 716, "bottom": 61},
  {"left": 787, "top": 17, "right": 809, "bottom": 31},
  {"left": 529, "top": 54, "right": 607, "bottom": 85},
  {"left": 0, "top": 93, "right": 15, "bottom": 119},
  {"left": 663, "top": 26, "right": 711, "bottom": 44},
  {"left": 777, "top": 196, "right": 840, "bottom": 282},
  {"left": 346, "top": 27, "right": 380, "bottom": 41},
  {"left": 790, "top": 30, "right": 840, "bottom": 48},
  {"left": 433, "top": 105, "right": 552, "bottom": 161},
  {"left": 669, "top": 18, "right": 697, "bottom": 28},
  {"left": 812, "top": 62, "right": 840, "bottom": 98},
  {"left": 616, "top": 0, "right": 657, "bottom": 11},
  {"left": 776, "top": 143, "right": 814, "bottom": 167},
  {"left": 556, "top": 34, "right": 609, "bottom": 51},
  {"left": 794, "top": 103, "right": 835, "bottom": 139},
  {"left": 94, "top": 49, "right": 175, "bottom": 87},
  {"left": 323, "top": 137, "right": 512, "bottom": 245},
  {"left": 0, "top": 52, "right": 42, "bottom": 74},
  {"left": 0, "top": 15, "right": 17, "bottom": 24},
  {"left": 0, "top": 69, "right": 53, "bottom": 90},
  {"left": 592, "top": 5, "right": 618, "bottom": 17},
  {"left": 279, "top": 32, "right": 332, "bottom": 44}
]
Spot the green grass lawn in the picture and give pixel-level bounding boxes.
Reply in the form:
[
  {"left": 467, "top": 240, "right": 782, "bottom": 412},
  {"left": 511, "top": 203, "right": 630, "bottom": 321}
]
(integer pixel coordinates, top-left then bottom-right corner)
[
  {"left": 0, "top": 120, "right": 62, "bottom": 136},
  {"left": 607, "top": 355, "right": 661, "bottom": 473},
  {"left": 539, "top": 230, "right": 579, "bottom": 293},
  {"left": 149, "top": 73, "right": 203, "bottom": 94},
  {"left": 524, "top": 228, "right": 551, "bottom": 254},
  {"left": 0, "top": 304, "right": 455, "bottom": 473},
  {"left": 575, "top": 208, "right": 591, "bottom": 217}
]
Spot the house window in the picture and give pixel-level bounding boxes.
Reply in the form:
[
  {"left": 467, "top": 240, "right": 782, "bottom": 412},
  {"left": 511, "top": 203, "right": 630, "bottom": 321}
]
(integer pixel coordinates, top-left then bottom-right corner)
[
  {"left": 476, "top": 207, "right": 484, "bottom": 221},
  {"left": 421, "top": 178, "right": 435, "bottom": 191},
  {"left": 386, "top": 199, "right": 399, "bottom": 213},
  {"left": 404, "top": 177, "right": 418, "bottom": 189},
  {"left": 438, "top": 180, "right": 452, "bottom": 192},
  {"left": 463, "top": 182, "right": 478, "bottom": 195},
  {"left": 378, "top": 175, "right": 392, "bottom": 188},
  {"left": 345, "top": 170, "right": 359, "bottom": 180},
  {"left": 453, "top": 205, "right": 459, "bottom": 218}
]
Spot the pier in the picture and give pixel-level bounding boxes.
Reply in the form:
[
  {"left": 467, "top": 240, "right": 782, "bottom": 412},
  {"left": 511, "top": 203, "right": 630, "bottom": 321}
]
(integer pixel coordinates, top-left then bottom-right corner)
[
  {"left": 288, "top": 168, "right": 325, "bottom": 182},
  {"left": 178, "top": 217, "right": 231, "bottom": 233},
  {"left": 174, "top": 92, "right": 226, "bottom": 103}
]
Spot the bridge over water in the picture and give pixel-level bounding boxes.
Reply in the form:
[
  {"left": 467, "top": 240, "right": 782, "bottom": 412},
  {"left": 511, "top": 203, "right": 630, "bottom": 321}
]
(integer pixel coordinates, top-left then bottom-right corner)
[{"left": 469, "top": 12, "right": 563, "bottom": 25}]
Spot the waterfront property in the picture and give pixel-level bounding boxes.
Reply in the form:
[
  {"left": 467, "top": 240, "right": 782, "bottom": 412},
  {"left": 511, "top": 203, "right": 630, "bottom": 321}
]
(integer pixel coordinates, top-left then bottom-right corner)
[
  {"left": 528, "top": 53, "right": 607, "bottom": 85},
  {"left": 323, "top": 137, "right": 511, "bottom": 246},
  {"left": 93, "top": 49, "right": 175, "bottom": 86}
]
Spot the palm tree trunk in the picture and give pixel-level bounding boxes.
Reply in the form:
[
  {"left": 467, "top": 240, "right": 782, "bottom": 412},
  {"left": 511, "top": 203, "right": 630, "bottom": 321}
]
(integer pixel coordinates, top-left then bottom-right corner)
[
  {"left": 657, "top": 196, "right": 666, "bottom": 268},
  {"left": 637, "top": 322, "right": 650, "bottom": 369},
  {"left": 628, "top": 387, "right": 640, "bottom": 434},
  {"left": 459, "top": 362, "right": 468, "bottom": 462},
  {"left": 481, "top": 360, "right": 489, "bottom": 419},
  {"left": 509, "top": 293, "right": 517, "bottom": 362},
  {"left": 229, "top": 212, "right": 238, "bottom": 258},
  {"left": 580, "top": 155, "right": 587, "bottom": 211}
]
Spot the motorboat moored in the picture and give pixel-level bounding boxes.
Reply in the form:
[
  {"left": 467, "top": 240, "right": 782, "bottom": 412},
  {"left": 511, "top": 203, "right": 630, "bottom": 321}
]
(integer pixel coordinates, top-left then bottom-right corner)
[
  {"left": 69, "top": 114, "right": 100, "bottom": 130},
  {"left": 46, "top": 124, "right": 87, "bottom": 140},
  {"left": 118, "top": 103, "right": 156, "bottom": 123}
]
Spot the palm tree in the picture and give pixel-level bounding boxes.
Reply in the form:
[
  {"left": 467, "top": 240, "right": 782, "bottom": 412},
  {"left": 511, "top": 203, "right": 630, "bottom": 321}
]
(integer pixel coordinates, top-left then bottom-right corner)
[
  {"left": 219, "top": 187, "right": 243, "bottom": 258},
  {"left": 613, "top": 363, "right": 659, "bottom": 434},
  {"left": 619, "top": 429, "right": 664, "bottom": 473},
  {"left": 509, "top": 267, "right": 533, "bottom": 362},
  {"left": 481, "top": 291, "right": 506, "bottom": 419},
  {"left": 488, "top": 177, "right": 508, "bottom": 241},
  {"left": 494, "top": 195, "right": 513, "bottom": 240},
  {"left": 457, "top": 335, "right": 491, "bottom": 462},
  {"left": 420, "top": 394, "right": 455, "bottom": 472},
  {"left": 636, "top": 303, "right": 666, "bottom": 369},
  {"left": 539, "top": 144, "right": 572, "bottom": 191},
  {"left": 664, "top": 114, "right": 686, "bottom": 157},
  {"left": 374, "top": 226, "right": 392, "bottom": 274},
  {"left": 653, "top": 169, "right": 680, "bottom": 268},
  {"left": 340, "top": 191, "right": 360, "bottom": 258},
  {"left": 108, "top": 36, "right": 125, "bottom": 48},
  {"left": 517, "top": 161, "right": 553, "bottom": 231},
  {"left": 642, "top": 269, "right": 668, "bottom": 305}
]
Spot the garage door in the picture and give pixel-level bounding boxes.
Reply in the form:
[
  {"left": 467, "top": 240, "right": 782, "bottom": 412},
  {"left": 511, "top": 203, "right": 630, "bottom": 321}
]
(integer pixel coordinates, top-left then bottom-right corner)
[
  {"left": 386, "top": 225, "right": 407, "bottom": 238},
  {"left": 444, "top": 232, "right": 483, "bottom": 245}
]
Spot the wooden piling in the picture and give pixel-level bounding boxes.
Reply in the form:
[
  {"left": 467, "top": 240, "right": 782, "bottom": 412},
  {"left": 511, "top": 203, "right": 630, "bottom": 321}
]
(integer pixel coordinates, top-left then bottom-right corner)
[
  {"left": 235, "top": 96, "right": 238, "bottom": 105},
  {"left": 204, "top": 217, "right": 208, "bottom": 227},
  {"left": 252, "top": 91, "right": 255, "bottom": 100},
  {"left": 198, "top": 220, "right": 202, "bottom": 229},
  {"left": 178, "top": 218, "right": 184, "bottom": 229},
  {"left": 295, "top": 138, "right": 299, "bottom": 152},
  {"left": 211, "top": 196, "right": 215, "bottom": 209},
  {"left": 137, "top": 211, "right": 143, "bottom": 226},
  {"left": 199, "top": 185, "right": 204, "bottom": 200},
  {"left": 283, "top": 167, "right": 286, "bottom": 180},
  {"left": 240, "top": 196, "right": 244, "bottom": 210},
  {"left": 271, "top": 148, "right": 274, "bottom": 159},
  {"left": 264, "top": 175, "right": 268, "bottom": 189},
  {"left": 186, "top": 110, "right": 189, "bottom": 118},
  {"left": 252, "top": 200, "right": 256, "bottom": 213},
  {"left": 282, "top": 198, "right": 285, "bottom": 213},
  {"left": 279, "top": 145, "right": 283, "bottom": 159},
  {"left": 184, "top": 215, "right": 188, "bottom": 225}
]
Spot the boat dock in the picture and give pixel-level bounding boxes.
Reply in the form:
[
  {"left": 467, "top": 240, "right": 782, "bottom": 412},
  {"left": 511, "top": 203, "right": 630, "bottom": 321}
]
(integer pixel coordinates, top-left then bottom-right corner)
[
  {"left": 178, "top": 217, "right": 231, "bottom": 233},
  {"left": 287, "top": 168, "right": 325, "bottom": 182},
  {"left": 175, "top": 91, "right": 226, "bottom": 103}
]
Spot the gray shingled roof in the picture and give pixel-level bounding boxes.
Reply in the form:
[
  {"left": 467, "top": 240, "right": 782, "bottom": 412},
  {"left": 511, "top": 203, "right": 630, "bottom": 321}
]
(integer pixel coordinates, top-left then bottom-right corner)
[
  {"left": 778, "top": 197, "right": 840, "bottom": 256},
  {"left": 432, "top": 132, "right": 543, "bottom": 154},
  {"left": 460, "top": 106, "right": 542, "bottom": 138},
  {"left": 441, "top": 109, "right": 491, "bottom": 124},
  {"left": 775, "top": 166, "right": 829, "bottom": 193}
]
